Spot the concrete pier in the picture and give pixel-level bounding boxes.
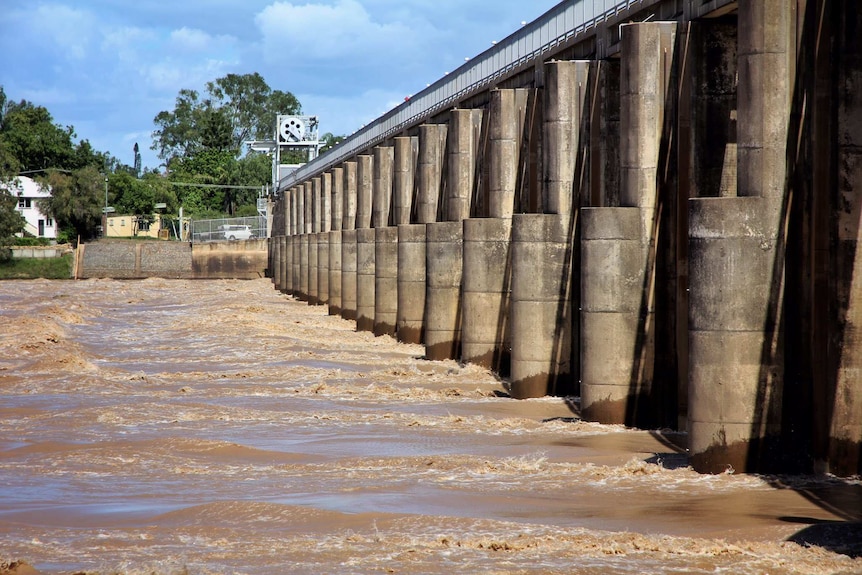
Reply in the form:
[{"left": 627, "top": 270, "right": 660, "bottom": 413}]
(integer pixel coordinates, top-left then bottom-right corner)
[
  {"left": 394, "top": 137, "right": 417, "bottom": 225},
  {"left": 355, "top": 155, "right": 375, "bottom": 331},
  {"left": 397, "top": 224, "right": 426, "bottom": 344},
  {"left": 372, "top": 146, "right": 397, "bottom": 336},
  {"left": 460, "top": 89, "right": 524, "bottom": 372},
  {"left": 272, "top": 236, "right": 281, "bottom": 291},
  {"left": 298, "top": 234, "right": 309, "bottom": 301},
  {"left": 374, "top": 227, "right": 398, "bottom": 337},
  {"left": 280, "top": 236, "right": 288, "bottom": 294},
  {"left": 425, "top": 221, "right": 463, "bottom": 360},
  {"left": 689, "top": 0, "right": 791, "bottom": 473},
  {"left": 580, "top": 23, "right": 678, "bottom": 425},
  {"left": 341, "top": 162, "right": 358, "bottom": 322},
  {"left": 416, "top": 124, "right": 448, "bottom": 223},
  {"left": 341, "top": 230, "right": 358, "bottom": 321},
  {"left": 510, "top": 214, "right": 574, "bottom": 398},
  {"left": 328, "top": 231, "right": 342, "bottom": 316},
  {"left": 509, "top": 61, "right": 588, "bottom": 399},
  {"left": 423, "top": 110, "right": 481, "bottom": 360},
  {"left": 462, "top": 218, "right": 512, "bottom": 372},
  {"left": 828, "top": 0, "right": 862, "bottom": 477},
  {"left": 356, "top": 228, "right": 376, "bottom": 332},
  {"left": 328, "top": 167, "right": 344, "bottom": 316}
]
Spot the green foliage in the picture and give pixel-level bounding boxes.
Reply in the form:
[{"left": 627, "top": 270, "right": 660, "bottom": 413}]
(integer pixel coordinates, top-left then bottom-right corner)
[
  {"left": 152, "top": 73, "right": 301, "bottom": 166},
  {"left": 0, "top": 186, "right": 25, "bottom": 241},
  {"left": 320, "top": 132, "right": 346, "bottom": 153},
  {"left": 234, "top": 204, "right": 260, "bottom": 217},
  {"left": 0, "top": 93, "right": 112, "bottom": 175},
  {"left": 0, "top": 253, "right": 73, "bottom": 279},
  {"left": 169, "top": 150, "right": 268, "bottom": 217},
  {"left": 39, "top": 166, "right": 106, "bottom": 240},
  {"left": 111, "top": 172, "right": 155, "bottom": 219},
  {"left": 11, "top": 236, "right": 53, "bottom": 246}
]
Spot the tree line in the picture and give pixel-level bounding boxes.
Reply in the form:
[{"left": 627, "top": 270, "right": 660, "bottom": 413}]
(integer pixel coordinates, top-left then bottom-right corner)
[{"left": 1, "top": 73, "right": 342, "bottom": 243}]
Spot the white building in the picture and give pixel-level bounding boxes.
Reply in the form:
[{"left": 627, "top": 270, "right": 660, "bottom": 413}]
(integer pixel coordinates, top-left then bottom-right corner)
[{"left": 1, "top": 175, "right": 57, "bottom": 239}]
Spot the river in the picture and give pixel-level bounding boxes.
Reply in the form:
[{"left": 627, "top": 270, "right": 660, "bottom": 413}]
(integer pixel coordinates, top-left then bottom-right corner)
[{"left": 0, "top": 278, "right": 860, "bottom": 574}]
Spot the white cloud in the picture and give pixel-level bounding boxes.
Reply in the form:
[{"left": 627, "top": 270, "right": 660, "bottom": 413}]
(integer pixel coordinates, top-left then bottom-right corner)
[
  {"left": 143, "top": 58, "right": 236, "bottom": 92},
  {"left": 168, "top": 27, "right": 236, "bottom": 53},
  {"left": 33, "top": 4, "right": 98, "bottom": 60},
  {"left": 255, "top": 0, "right": 422, "bottom": 62}
]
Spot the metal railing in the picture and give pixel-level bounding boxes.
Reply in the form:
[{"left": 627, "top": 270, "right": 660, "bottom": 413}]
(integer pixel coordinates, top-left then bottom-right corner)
[
  {"left": 191, "top": 216, "right": 267, "bottom": 243},
  {"left": 278, "top": 0, "right": 648, "bottom": 191}
]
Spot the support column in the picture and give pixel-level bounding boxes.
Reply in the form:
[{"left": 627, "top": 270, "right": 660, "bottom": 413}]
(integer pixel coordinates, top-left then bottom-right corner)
[
  {"left": 510, "top": 61, "right": 589, "bottom": 399},
  {"left": 397, "top": 224, "right": 426, "bottom": 344},
  {"left": 341, "top": 162, "right": 358, "bottom": 322},
  {"left": 397, "top": 125, "right": 445, "bottom": 344},
  {"left": 445, "top": 109, "right": 483, "bottom": 222},
  {"left": 828, "top": 0, "right": 862, "bottom": 477},
  {"left": 425, "top": 222, "right": 463, "bottom": 360},
  {"left": 291, "top": 187, "right": 301, "bottom": 298},
  {"left": 372, "top": 146, "right": 393, "bottom": 228},
  {"left": 281, "top": 190, "right": 293, "bottom": 294},
  {"left": 373, "top": 146, "right": 397, "bottom": 336},
  {"left": 297, "top": 185, "right": 309, "bottom": 301},
  {"left": 318, "top": 173, "right": 332, "bottom": 307},
  {"left": 308, "top": 178, "right": 321, "bottom": 305},
  {"left": 272, "top": 235, "right": 281, "bottom": 290},
  {"left": 356, "top": 227, "right": 376, "bottom": 332},
  {"left": 461, "top": 89, "right": 525, "bottom": 372},
  {"left": 689, "top": 0, "right": 793, "bottom": 473},
  {"left": 329, "top": 167, "right": 344, "bottom": 316},
  {"left": 375, "top": 227, "right": 398, "bottom": 337},
  {"left": 581, "top": 24, "right": 679, "bottom": 424},
  {"left": 356, "top": 154, "right": 375, "bottom": 332},
  {"left": 394, "top": 137, "right": 418, "bottom": 225},
  {"left": 416, "top": 124, "right": 447, "bottom": 223},
  {"left": 280, "top": 236, "right": 288, "bottom": 294},
  {"left": 425, "top": 110, "right": 481, "bottom": 360}
]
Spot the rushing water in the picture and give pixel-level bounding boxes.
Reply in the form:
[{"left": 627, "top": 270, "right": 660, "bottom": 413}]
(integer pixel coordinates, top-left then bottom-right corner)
[{"left": 0, "top": 278, "right": 860, "bottom": 575}]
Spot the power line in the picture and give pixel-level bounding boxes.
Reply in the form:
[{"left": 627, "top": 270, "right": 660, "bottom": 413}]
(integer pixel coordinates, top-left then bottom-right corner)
[{"left": 169, "top": 181, "right": 263, "bottom": 190}]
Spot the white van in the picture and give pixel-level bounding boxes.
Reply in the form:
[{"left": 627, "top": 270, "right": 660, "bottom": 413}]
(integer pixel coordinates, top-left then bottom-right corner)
[{"left": 220, "top": 225, "right": 255, "bottom": 241}]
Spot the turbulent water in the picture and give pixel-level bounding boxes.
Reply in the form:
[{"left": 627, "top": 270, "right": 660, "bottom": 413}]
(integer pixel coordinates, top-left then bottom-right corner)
[{"left": 1, "top": 278, "right": 860, "bottom": 575}]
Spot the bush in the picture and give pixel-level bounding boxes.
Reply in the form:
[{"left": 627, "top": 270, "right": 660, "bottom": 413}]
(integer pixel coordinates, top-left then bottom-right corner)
[{"left": 12, "top": 237, "right": 52, "bottom": 246}]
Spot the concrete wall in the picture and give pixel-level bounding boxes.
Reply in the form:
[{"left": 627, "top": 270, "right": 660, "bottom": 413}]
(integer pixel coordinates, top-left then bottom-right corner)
[{"left": 78, "top": 239, "right": 267, "bottom": 280}]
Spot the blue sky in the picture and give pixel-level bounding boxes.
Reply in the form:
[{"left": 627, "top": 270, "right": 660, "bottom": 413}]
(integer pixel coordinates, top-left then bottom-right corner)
[{"left": 0, "top": 0, "right": 561, "bottom": 171}]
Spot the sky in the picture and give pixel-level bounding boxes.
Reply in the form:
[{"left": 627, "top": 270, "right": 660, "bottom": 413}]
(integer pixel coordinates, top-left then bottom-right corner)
[{"left": 0, "top": 0, "right": 562, "bottom": 172}]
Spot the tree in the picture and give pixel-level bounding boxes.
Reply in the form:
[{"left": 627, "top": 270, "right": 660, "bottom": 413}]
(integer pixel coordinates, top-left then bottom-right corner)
[
  {"left": 152, "top": 73, "right": 301, "bottom": 165},
  {"left": 39, "top": 166, "right": 105, "bottom": 240},
  {"left": 0, "top": 185, "right": 25, "bottom": 242},
  {"left": 320, "top": 132, "right": 346, "bottom": 153},
  {"left": 0, "top": 87, "right": 112, "bottom": 176}
]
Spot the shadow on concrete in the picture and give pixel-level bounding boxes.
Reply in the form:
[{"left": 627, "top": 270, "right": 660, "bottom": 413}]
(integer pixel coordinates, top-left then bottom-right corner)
[
  {"left": 748, "top": 0, "right": 861, "bottom": 477},
  {"left": 625, "top": 24, "right": 682, "bottom": 430}
]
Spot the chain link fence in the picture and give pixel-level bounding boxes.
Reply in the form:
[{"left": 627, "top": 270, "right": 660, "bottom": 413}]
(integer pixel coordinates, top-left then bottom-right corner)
[{"left": 190, "top": 216, "right": 267, "bottom": 243}]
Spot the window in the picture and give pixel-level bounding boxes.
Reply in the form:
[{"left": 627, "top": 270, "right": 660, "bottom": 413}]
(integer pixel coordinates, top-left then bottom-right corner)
[
  {"left": 18, "top": 198, "right": 31, "bottom": 209},
  {"left": 138, "top": 220, "right": 150, "bottom": 232},
  {"left": 121, "top": 220, "right": 126, "bottom": 227},
  {"left": 46, "top": 218, "right": 53, "bottom": 227}
]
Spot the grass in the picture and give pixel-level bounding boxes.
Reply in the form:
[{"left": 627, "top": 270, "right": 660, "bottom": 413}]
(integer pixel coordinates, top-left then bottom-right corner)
[{"left": 0, "top": 254, "right": 74, "bottom": 279}]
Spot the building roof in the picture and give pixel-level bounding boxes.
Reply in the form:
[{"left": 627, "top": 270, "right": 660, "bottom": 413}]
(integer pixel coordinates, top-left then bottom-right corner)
[{"left": 1, "top": 175, "right": 51, "bottom": 199}]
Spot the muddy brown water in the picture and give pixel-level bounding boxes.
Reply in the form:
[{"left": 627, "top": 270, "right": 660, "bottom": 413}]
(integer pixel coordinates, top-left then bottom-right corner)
[{"left": 0, "top": 278, "right": 860, "bottom": 575}]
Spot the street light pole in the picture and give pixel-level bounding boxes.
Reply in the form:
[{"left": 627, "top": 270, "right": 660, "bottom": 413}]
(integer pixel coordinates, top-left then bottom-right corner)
[{"left": 104, "top": 177, "right": 108, "bottom": 238}]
